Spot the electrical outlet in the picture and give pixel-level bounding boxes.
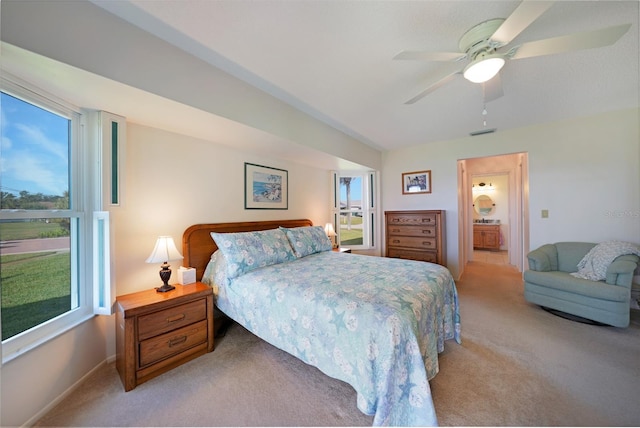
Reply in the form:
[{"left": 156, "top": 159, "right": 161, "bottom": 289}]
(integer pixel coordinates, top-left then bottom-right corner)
[{"left": 541, "top": 209, "right": 549, "bottom": 218}]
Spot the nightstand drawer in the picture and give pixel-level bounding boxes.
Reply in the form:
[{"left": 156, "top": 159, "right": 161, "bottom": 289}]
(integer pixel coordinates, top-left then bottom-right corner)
[
  {"left": 138, "top": 298, "right": 207, "bottom": 340},
  {"left": 139, "top": 320, "right": 208, "bottom": 367}
]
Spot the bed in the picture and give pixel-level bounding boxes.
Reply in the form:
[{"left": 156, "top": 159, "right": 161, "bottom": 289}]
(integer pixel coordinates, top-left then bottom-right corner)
[{"left": 182, "top": 219, "right": 461, "bottom": 426}]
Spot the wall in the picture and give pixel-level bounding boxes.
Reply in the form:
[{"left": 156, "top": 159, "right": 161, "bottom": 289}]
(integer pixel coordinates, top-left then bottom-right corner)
[
  {"left": 108, "top": 123, "right": 334, "bottom": 349},
  {"left": 1, "top": 316, "right": 109, "bottom": 427},
  {"left": 382, "top": 108, "right": 640, "bottom": 279}
]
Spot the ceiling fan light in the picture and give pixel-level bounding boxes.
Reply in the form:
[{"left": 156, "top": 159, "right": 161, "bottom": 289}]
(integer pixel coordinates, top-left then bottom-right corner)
[{"left": 463, "top": 55, "right": 506, "bottom": 83}]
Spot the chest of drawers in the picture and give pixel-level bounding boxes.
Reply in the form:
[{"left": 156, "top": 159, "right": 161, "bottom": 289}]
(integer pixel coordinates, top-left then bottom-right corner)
[
  {"left": 115, "top": 282, "right": 214, "bottom": 391},
  {"left": 385, "top": 210, "right": 446, "bottom": 265}
]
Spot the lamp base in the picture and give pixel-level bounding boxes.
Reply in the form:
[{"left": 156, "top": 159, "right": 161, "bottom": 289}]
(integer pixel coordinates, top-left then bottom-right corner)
[
  {"left": 155, "top": 263, "right": 175, "bottom": 293},
  {"left": 155, "top": 283, "right": 176, "bottom": 293}
]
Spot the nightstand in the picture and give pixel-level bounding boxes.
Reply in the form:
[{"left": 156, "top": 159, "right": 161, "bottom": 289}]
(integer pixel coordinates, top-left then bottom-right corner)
[
  {"left": 115, "top": 282, "right": 214, "bottom": 391},
  {"left": 333, "top": 247, "right": 351, "bottom": 253}
]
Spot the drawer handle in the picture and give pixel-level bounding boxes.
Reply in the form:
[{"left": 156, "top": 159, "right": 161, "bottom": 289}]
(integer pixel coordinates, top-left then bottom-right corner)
[
  {"left": 168, "top": 336, "right": 187, "bottom": 347},
  {"left": 421, "top": 230, "right": 432, "bottom": 235},
  {"left": 392, "top": 240, "right": 400, "bottom": 244},
  {"left": 392, "top": 228, "right": 401, "bottom": 233},
  {"left": 167, "top": 314, "right": 186, "bottom": 323},
  {"left": 423, "top": 241, "right": 433, "bottom": 246},
  {"left": 392, "top": 219, "right": 400, "bottom": 222}
]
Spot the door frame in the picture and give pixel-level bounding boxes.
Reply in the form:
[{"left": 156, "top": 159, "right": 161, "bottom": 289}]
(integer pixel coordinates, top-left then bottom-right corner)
[{"left": 457, "top": 153, "right": 529, "bottom": 276}]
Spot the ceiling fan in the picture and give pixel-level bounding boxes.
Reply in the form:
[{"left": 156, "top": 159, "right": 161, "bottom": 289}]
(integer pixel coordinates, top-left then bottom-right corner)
[{"left": 395, "top": 0, "right": 631, "bottom": 104}]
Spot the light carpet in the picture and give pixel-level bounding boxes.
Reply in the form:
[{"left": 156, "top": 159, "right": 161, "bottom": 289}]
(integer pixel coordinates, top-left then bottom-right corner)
[{"left": 35, "top": 261, "right": 640, "bottom": 426}]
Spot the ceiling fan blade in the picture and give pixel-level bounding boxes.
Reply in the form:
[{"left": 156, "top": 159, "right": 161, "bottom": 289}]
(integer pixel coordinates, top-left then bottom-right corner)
[
  {"left": 393, "top": 51, "right": 466, "bottom": 61},
  {"left": 510, "top": 23, "right": 632, "bottom": 60},
  {"left": 491, "top": 0, "right": 554, "bottom": 45},
  {"left": 405, "top": 70, "right": 461, "bottom": 104},
  {"left": 483, "top": 73, "right": 504, "bottom": 102}
]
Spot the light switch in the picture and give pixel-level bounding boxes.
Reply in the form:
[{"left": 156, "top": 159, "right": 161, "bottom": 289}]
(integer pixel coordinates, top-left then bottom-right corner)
[{"left": 541, "top": 209, "right": 549, "bottom": 218}]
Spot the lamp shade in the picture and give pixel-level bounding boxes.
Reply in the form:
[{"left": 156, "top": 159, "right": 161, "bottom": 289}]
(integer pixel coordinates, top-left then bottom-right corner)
[
  {"left": 463, "top": 54, "right": 505, "bottom": 83},
  {"left": 145, "top": 236, "right": 183, "bottom": 264},
  {"left": 324, "top": 223, "right": 336, "bottom": 237}
]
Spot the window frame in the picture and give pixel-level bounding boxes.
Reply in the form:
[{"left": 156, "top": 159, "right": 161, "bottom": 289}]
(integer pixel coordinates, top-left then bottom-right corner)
[
  {"left": 330, "top": 171, "right": 378, "bottom": 250},
  {"left": 0, "top": 75, "right": 97, "bottom": 363}
]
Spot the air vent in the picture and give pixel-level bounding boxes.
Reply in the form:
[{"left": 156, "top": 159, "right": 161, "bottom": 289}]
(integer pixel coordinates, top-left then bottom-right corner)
[{"left": 470, "top": 128, "right": 496, "bottom": 136}]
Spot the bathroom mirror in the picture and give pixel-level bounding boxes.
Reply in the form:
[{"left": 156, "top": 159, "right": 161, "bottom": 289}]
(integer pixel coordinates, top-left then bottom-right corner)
[{"left": 474, "top": 195, "right": 495, "bottom": 216}]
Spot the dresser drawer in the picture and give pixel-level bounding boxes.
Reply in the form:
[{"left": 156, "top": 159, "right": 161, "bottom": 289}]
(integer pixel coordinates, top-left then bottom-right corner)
[
  {"left": 139, "top": 320, "right": 208, "bottom": 367},
  {"left": 138, "top": 298, "right": 207, "bottom": 340},
  {"left": 388, "top": 235, "right": 437, "bottom": 250},
  {"left": 387, "top": 225, "right": 436, "bottom": 238},
  {"left": 386, "top": 213, "right": 437, "bottom": 226},
  {"left": 388, "top": 248, "right": 438, "bottom": 263}
]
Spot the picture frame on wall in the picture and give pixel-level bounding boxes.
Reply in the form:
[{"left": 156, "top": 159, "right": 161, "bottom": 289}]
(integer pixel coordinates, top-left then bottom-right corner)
[
  {"left": 402, "top": 170, "right": 431, "bottom": 194},
  {"left": 244, "top": 163, "right": 288, "bottom": 209}
]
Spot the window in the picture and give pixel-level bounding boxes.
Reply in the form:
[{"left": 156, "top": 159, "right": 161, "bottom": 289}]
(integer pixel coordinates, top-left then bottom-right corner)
[
  {"left": 330, "top": 171, "right": 377, "bottom": 250},
  {"left": 0, "top": 76, "right": 112, "bottom": 362}
]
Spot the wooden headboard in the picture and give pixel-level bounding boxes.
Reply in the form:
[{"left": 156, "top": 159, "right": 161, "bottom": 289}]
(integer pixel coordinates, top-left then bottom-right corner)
[{"left": 182, "top": 219, "right": 313, "bottom": 281}]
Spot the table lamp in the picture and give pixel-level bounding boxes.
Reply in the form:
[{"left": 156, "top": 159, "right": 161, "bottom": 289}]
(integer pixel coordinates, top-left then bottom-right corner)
[
  {"left": 324, "top": 223, "right": 337, "bottom": 248},
  {"left": 146, "top": 236, "right": 183, "bottom": 292}
]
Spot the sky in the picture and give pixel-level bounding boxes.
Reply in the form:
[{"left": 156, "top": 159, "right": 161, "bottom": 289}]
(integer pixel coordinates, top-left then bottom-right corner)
[
  {"left": 340, "top": 176, "right": 362, "bottom": 203},
  {"left": 0, "top": 92, "right": 69, "bottom": 197}
]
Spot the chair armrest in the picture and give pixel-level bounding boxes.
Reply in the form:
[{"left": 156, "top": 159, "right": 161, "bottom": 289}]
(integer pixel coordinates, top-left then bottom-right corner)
[
  {"left": 605, "top": 255, "right": 639, "bottom": 287},
  {"left": 527, "top": 244, "right": 557, "bottom": 271}
]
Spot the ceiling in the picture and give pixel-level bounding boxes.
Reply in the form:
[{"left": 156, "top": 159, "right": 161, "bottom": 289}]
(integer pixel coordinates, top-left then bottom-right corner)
[
  {"left": 2, "top": 0, "right": 638, "bottom": 164},
  {"left": 90, "top": 0, "right": 638, "bottom": 152}
]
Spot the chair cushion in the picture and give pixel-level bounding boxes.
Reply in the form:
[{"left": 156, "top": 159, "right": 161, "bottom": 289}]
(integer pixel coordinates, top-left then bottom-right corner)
[
  {"left": 555, "top": 242, "right": 596, "bottom": 273},
  {"left": 523, "top": 270, "right": 628, "bottom": 302}
]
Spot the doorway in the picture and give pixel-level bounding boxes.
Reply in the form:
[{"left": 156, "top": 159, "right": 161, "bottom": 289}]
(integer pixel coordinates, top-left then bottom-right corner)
[
  {"left": 471, "top": 173, "right": 509, "bottom": 265},
  {"left": 457, "top": 152, "right": 529, "bottom": 276}
]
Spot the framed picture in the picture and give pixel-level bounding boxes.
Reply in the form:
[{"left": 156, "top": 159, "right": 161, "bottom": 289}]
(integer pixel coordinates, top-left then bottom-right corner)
[
  {"left": 402, "top": 170, "right": 431, "bottom": 194},
  {"left": 244, "top": 163, "right": 288, "bottom": 209}
]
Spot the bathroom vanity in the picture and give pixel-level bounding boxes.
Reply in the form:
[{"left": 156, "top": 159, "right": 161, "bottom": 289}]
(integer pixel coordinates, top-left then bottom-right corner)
[
  {"left": 473, "top": 192, "right": 500, "bottom": 250},
  {"left": 473, "top": 223, "right": 501, "bottom": 250}
]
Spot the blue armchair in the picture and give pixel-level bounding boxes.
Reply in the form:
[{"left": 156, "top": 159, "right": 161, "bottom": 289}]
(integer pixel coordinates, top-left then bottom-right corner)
[{"left": 523, "top": 242, "right": 639, "bottom": 327}]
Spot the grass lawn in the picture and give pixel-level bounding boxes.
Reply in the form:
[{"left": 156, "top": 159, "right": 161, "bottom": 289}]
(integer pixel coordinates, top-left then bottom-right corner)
[
  {"left": 1, "top": 251, "right": 72, "bottom": 340},
  {"left": 340, "top": 215, "right": 363, "bottom": 245},
  {"left": 0, "top": 221, "right": 67, "bottom": 240}
]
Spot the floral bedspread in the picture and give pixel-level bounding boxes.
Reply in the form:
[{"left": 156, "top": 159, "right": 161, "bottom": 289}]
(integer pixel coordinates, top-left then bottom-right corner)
[{"left": 204, "top": 251, "right": 461, "bottom": 426}]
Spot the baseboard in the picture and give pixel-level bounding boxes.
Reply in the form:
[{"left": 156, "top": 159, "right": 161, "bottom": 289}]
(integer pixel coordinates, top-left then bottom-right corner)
[{"left": 22, "top": 358, "right": 112, "bottom": 427}]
